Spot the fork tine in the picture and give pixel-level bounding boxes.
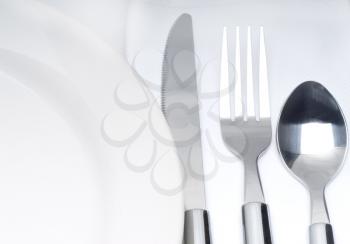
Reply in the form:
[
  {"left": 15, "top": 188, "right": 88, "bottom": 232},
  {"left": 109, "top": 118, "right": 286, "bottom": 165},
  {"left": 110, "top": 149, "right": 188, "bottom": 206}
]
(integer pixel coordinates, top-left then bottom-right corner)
[
  {"left": 246, "top": 26, "right": 255, "bottom": 119},
  {"left": 234, "top": 26, "right": 243, "bottom": 120},
  {"left": 258, "top": 27, "right": 270, "bottom": 119},
  {"left": 220, "top": 27, "right": 231, "bottom": 120},
  {"left": 251, "top": 26, "right": 260, "bottom": 120}
]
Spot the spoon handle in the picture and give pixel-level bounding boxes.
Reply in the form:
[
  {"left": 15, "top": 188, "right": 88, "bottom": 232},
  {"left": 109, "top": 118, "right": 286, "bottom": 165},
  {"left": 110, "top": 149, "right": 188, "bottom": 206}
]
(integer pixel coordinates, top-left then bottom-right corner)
[
  {"left": 242, "top": 202, "right": 273, "bottom": 244},
  {"left": 310, "top": 223, "right": 334, "bottom": 244}
]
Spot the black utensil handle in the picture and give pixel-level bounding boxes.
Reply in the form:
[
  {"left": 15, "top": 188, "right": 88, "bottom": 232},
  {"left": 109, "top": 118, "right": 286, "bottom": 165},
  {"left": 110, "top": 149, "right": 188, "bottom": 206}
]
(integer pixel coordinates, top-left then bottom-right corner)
[
  {"left": 184, "top": 209, "right": 211, "bottom": 244},
  {"left": 310, "top": 223, "right": 334, "bottom": 244},
  {"left": 242, "top": 202, "right": 273, "bottom": 244}
]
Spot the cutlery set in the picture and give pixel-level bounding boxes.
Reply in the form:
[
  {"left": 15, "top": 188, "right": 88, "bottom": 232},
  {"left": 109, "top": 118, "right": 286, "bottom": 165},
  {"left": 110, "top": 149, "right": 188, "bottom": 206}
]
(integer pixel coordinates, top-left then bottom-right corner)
[{"left": 161, "top": 13, "right": 348, "bottom": 244}]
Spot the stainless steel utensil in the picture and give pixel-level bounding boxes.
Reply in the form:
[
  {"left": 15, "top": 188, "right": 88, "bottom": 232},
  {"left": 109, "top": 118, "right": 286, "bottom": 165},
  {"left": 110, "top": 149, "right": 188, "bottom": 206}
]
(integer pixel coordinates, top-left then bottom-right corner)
[
  {"left": 277, "top": 81, "right": 348, "bottom": 244},
  {"left": 161, "top": 14, "right": 211, "bottom": 244},
  {"left": 219, "top": 26, "right": 273, "bottom": 244}
]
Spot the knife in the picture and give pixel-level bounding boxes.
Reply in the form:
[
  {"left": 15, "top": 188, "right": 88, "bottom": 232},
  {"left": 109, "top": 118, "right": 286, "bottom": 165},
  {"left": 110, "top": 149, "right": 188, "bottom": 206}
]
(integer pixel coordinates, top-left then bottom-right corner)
[{"left": 161, "top": 14, "right": 211, "bottom": 244}]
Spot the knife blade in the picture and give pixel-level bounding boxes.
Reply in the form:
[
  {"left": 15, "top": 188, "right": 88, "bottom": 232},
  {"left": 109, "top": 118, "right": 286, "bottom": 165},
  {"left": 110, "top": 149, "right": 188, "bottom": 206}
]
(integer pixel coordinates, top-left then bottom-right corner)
[
  {"left": 161, "top": 13, "right": 211, "bottom": 244},
  {"left": 161, "top": 13, "right": 206, "bottom": 211}
]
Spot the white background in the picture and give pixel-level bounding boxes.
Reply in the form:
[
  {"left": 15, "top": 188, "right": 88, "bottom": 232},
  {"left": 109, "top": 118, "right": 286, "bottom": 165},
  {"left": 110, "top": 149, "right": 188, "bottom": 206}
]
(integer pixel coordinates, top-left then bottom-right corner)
[{"left": 1, "top": 0, "right": 350, "bottom": 243}]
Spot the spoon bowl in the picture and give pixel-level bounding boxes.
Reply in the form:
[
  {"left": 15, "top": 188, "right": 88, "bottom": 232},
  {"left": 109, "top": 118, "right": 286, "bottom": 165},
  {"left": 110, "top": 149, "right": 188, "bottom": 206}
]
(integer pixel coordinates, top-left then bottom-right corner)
[{"left": 277, "top": 81, "right": 347, "bottom": 244}]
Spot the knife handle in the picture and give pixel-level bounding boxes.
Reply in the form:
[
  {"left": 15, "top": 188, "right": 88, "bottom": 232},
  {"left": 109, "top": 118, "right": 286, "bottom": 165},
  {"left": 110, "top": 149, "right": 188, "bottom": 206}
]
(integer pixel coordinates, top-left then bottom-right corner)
[
  {"left": 184, "top": 209, "right": 211, "bottom": 244},
  {"left": 310, "top": 223, "right": 334, "bottom": 244},
  {"left": 242, "top": 202, "right": 273, "bottom": 244}
]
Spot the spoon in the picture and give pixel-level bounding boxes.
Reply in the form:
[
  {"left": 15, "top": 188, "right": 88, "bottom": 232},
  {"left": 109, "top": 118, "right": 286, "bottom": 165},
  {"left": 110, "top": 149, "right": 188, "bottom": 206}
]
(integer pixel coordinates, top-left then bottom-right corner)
[{"left": 277, "top": 81, "right": 348, "bottom": 244}]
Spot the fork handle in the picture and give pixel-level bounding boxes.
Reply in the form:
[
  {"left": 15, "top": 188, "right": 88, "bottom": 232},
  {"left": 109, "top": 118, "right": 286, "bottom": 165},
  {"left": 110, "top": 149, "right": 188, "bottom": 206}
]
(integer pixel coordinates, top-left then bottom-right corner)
[
  {"left": 184, "top": 209, "right": 211, "bottom": 244},
  {"left": 310, "top": 223, "right": 334, "bottom": 244},
  {"left": 242, "top": 202, "right": 273, "bottom": 244}
]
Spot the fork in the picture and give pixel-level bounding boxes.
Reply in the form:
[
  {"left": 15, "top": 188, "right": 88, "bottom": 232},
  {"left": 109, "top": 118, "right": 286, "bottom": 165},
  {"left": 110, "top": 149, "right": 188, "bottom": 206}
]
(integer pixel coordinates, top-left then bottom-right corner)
[{"left": 220, "top": 26, "right": 273, "bottom": 244}]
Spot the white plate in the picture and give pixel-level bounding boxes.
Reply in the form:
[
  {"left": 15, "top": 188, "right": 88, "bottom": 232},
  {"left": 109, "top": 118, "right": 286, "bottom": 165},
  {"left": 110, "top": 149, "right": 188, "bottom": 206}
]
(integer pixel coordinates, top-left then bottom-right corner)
[
  {"left": 0, "top": 1, "right": 183, "bottom": 243},
  {"left": 36, "top": 0, "right": 129, "bottom": 54}
]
